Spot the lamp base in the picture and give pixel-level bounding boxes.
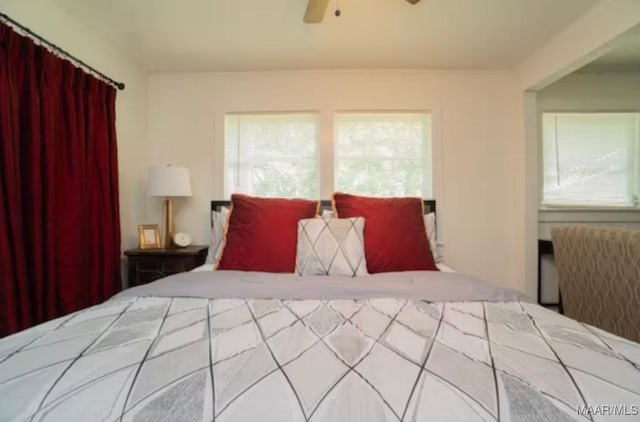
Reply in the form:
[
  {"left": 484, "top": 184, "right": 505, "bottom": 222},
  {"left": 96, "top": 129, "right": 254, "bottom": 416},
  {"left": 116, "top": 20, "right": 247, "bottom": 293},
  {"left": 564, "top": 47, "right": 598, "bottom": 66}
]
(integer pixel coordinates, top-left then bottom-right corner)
[{"left": 162, "top": 198, "right": 174, "bottom": 248}]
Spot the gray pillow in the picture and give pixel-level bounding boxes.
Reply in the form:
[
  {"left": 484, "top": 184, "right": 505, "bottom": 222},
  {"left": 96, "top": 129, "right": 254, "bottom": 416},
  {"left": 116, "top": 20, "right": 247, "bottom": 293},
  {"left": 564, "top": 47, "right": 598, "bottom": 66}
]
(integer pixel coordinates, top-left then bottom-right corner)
[{"left": 205, "top": 207, "right": 230, "bottom": 265}]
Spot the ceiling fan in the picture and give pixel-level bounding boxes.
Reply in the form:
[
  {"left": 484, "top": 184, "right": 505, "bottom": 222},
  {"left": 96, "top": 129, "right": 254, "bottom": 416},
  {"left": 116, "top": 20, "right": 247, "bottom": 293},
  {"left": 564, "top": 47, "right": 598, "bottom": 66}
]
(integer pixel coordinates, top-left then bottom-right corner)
[{"left": 304, "top": 0, "right": 421, "bottom": 23}]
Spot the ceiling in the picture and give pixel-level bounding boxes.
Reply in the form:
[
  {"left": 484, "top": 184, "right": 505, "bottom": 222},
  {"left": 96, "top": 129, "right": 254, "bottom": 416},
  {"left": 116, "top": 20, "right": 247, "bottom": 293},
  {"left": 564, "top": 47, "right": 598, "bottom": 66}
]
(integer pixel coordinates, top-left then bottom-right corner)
[
  {"left": 52, "top": 0, "right": 601, "bottom": 72},
  {"left": 579, "top": 25, "right": 640, "bottom": 73}
]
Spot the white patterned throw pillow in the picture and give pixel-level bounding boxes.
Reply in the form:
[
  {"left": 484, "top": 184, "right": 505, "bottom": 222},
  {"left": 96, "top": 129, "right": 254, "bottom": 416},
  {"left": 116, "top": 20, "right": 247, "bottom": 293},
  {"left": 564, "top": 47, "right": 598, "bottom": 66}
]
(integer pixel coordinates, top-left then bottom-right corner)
[
  {"left": 296, "top": 217, "right": 367, "bottom": 276},
  {"left": 205, "top": 207, "right": 230, "bottom": 265},
  {"left": 424, "top": 212, "right": 441, "bottom": 263}
]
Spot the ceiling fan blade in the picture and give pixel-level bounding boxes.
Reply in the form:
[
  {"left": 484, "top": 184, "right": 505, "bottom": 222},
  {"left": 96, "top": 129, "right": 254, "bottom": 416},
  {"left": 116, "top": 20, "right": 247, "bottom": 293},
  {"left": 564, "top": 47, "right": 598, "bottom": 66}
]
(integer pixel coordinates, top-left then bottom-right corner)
[
  {"left": 304, "top": 0, "right": 330, "bottom": 23},
  {"left": 406, "top": 0, "right": 421, "bottom": 4}
]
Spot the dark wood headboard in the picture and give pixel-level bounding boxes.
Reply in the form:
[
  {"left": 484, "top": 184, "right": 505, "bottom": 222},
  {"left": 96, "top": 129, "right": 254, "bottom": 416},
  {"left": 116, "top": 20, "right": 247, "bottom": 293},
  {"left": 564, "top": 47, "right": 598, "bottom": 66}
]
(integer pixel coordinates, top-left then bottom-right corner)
[{"left": 211, "top": 199, "right": 436, "bottom": 215}]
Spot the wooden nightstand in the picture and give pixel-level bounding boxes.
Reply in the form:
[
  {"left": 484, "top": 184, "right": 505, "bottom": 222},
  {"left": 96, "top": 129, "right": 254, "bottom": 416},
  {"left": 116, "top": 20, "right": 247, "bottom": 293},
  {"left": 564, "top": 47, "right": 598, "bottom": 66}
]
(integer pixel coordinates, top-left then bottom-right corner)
[{"left": 124, "top": 245, "right": 208, "bottom": 287}]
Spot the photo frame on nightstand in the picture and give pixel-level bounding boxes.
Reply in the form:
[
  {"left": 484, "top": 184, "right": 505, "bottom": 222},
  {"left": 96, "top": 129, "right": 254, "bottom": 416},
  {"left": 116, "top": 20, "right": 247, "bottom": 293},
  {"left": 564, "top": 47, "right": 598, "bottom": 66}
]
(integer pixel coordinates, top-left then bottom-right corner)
[{"left": 138, "top": 224, "right": 161, "bottom": 249}]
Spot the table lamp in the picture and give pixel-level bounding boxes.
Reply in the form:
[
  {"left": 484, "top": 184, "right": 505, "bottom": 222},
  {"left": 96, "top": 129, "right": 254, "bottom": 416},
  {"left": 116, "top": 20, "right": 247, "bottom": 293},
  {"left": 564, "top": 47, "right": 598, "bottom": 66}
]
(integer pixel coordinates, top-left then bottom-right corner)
[{"left": 148, "top": 165, "right": 192, "bottom": 248}]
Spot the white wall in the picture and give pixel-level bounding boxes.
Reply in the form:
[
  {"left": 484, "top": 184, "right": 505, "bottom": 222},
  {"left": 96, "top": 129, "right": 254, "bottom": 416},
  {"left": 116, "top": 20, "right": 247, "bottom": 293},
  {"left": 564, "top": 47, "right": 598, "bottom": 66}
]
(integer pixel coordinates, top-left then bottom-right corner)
[
  {"left": 147, "top": 70, "right": 530, "bottom": 294},
  {"left": 515, "top": 2, "right": 640, "bottom": 303},
  {"left": 1, "top": 1, "right": 637, "bottom": 302},
  {"left": 538, "top": 71, "right": 640, "bottom": 110},
  {"left": 0, "top": 0, "right": 149, "bottom": 252},
  {"left": 517, "top": 0, "right": 640, "bottom": 90},
  {"left": 537, "top": 71, "right": 640, "bottom": 238},
  {"left": 536, "top": 71, "right": 640, "bottom": 303}
]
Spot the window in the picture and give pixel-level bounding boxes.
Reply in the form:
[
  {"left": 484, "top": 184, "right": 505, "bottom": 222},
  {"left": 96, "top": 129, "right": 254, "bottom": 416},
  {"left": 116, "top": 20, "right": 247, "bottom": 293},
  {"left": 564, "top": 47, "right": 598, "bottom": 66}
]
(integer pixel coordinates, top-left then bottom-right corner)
[
  {"left": 334, "top": 113, "right": 432, "bottom": 197},
  {"left": 542, "top": 112, "right": 639, "bottom": 207},
  {"left": 225, "top": 113, "right": 319, "bottom": 198},
  {"left": 224, "top": 111, "right": 433, "bottom": 199}
]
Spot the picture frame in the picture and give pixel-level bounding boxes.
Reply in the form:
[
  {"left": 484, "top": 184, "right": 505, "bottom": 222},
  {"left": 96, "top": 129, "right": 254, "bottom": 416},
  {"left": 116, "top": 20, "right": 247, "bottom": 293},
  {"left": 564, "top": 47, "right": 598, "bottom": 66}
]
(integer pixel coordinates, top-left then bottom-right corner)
[{"left": 138, "top": 224, "right": 161, "bottom": 249}]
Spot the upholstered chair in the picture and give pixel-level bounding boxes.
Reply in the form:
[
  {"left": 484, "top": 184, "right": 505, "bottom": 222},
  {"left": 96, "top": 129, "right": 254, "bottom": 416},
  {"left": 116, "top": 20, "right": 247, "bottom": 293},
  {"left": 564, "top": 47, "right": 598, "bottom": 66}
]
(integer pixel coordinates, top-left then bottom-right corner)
[{"left": 551, "top": 226, "right": 640, "bottom": 343}]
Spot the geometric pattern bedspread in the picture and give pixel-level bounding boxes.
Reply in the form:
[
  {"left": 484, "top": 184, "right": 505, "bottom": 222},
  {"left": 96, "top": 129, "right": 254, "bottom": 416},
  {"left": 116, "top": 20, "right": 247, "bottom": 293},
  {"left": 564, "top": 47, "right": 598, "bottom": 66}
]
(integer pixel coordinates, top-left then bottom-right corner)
[{"left": 0, "top": 296, "right": 639, "bottom": 421}]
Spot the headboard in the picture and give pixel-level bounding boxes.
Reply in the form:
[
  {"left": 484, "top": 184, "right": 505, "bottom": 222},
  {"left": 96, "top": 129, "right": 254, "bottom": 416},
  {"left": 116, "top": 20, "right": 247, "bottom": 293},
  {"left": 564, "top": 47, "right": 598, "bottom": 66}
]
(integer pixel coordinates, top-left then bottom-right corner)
[{"left": 211, "top": 199, "right": 436, "bottom": 215}]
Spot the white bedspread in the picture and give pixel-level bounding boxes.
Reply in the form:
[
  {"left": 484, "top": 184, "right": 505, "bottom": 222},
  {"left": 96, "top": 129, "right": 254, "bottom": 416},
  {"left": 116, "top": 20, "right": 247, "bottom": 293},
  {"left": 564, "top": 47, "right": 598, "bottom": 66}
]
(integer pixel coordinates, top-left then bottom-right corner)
[{"left": 0, "top": 271, "right": 638, "bottom": 421}]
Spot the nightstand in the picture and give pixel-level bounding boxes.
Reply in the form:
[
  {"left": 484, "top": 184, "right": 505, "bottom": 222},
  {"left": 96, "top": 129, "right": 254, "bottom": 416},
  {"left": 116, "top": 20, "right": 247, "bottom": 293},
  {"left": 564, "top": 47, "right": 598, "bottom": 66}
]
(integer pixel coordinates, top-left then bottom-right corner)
[{"left": 124, "top": 245, "right": 208, "bottom": 287}]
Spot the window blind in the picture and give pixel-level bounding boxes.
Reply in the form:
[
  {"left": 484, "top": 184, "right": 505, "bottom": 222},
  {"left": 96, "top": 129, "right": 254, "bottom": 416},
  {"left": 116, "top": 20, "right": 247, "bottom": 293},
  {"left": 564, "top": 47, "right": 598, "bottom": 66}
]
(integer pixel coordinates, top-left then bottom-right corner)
[
  {"left": 334, "top": 113, "right": 431, "bottom": 197},
  {"left": 225, "top": 113, "right": 320, "bottom": 198},
  {"left": 542, "top": 112, "right": 639, "bottom": 207}
]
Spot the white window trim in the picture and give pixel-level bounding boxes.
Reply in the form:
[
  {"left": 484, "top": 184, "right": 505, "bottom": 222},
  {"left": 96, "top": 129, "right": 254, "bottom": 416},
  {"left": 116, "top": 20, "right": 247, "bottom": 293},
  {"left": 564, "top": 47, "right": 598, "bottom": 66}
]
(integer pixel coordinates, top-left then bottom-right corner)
[
  {"left": 539, "top": 110, "right": 640, "bottom": 211},
  {"left": 224, "top": 112, "right": 321, "bottom": 198},
  {"left": 223, "top": 110, "right": 436, "bottom": 200},
  {"left": 333, "top": 112, "right": 433, "bottom": 198}
]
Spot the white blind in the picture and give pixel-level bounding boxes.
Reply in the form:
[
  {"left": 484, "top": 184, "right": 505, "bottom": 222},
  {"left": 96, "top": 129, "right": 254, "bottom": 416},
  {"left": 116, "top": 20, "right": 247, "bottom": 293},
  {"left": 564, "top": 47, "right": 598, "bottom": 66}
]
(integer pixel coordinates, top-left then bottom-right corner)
[
  {"left": 542, "top": 113, "right": 639, "bottom": 207},
  {"left": 334, "top": 113, "right": 431, "bottom": 197},
  {"left": 225, "top": 113, "right": 319, "bottom": 198}
]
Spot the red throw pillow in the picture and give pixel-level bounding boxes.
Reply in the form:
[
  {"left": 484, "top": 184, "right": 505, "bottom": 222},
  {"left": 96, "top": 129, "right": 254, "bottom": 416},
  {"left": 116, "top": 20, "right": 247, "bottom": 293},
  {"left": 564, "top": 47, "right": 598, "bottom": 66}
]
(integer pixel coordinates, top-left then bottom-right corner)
[
  {"left": 332, "top": 193, "right": 438, "bottom": 273},
  {"left": 217, "top": 194, "right": 319, "bottom": 272}
]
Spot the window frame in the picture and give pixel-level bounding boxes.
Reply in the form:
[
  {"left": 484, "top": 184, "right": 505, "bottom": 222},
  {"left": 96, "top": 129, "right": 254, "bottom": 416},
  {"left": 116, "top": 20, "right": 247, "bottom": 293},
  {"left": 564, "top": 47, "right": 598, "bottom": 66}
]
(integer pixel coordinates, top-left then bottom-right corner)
[
  {"left": 224, "top": 111, "right": 321, "bottom": 199},
  {"left": 333, "top": 111, "right": 433, "bottom": 198},
  {"left": 223, "top": 110, "right": 435, "bottom": 200},
  {"left": 539, "top": 110, "right": 640, "bottom": 210}
]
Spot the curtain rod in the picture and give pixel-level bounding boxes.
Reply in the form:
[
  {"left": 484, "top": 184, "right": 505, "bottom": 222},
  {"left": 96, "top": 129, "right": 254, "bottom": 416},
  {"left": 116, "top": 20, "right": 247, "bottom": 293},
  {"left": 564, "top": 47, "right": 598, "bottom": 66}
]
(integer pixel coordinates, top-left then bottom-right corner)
[{"left": 0, "top": 12, "right": 125, "bottom": 90}]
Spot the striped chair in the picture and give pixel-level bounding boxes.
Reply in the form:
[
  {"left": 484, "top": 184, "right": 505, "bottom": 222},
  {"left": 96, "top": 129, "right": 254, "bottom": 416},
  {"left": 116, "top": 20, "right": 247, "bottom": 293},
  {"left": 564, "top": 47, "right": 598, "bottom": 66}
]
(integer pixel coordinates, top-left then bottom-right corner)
[{"left": 551, "top": 226, "right": 640, "bottom": 343}]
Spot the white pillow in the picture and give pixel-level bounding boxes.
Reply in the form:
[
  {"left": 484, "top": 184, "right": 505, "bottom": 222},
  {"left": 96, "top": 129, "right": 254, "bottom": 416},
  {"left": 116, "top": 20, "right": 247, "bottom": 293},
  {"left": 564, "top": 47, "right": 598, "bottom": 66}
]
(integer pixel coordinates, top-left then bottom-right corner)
[
  {"left": 321, "top": 209, "right": 334, "bottom": 219},
  {"left": 205, "top": 207, "right": 230, "bottom": 265},
  {"left": 424, "top": 212, "right": 441, "bottom": 263},
  {"left": 296, "top": 217, "right": 368, "bottom": 276}
]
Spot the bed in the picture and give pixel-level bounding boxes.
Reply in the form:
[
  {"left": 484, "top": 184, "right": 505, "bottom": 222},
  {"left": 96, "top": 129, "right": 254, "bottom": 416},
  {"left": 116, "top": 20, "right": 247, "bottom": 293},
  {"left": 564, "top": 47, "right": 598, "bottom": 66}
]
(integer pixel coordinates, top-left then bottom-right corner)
[{"left": 0, "top": 197, "right": 639, "bottom": 421}]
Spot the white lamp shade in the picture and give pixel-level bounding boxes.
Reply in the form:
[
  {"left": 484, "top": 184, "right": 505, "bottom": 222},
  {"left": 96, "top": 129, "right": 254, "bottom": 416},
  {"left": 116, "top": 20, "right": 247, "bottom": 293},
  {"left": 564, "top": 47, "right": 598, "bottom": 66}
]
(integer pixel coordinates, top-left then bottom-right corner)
[{"left": 148, "top": 166, "right": 192, "bottom": 197}]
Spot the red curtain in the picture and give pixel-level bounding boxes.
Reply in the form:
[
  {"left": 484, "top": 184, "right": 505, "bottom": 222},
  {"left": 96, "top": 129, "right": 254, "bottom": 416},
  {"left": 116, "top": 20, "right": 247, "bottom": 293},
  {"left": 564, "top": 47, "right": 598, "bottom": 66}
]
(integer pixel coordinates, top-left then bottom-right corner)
[{"left": 0, "top": 21, "right": 121, "bottom": 337}]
